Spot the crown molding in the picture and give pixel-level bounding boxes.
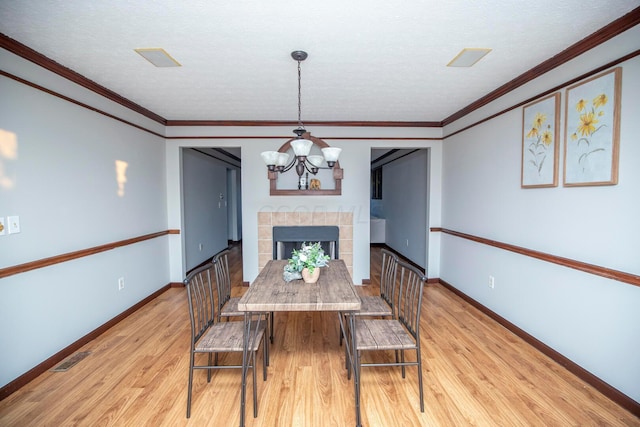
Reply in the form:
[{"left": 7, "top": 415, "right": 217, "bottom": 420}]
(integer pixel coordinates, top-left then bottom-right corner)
[
  {"left": 442, "top": 6, "right": 640, "bottom": 126},
  {"left": 165, "top": 120, "right": 441, "bottom": 127},
  {"left": 0, "top": 32, "right": 166, "bottom": 125},
  {"left": 2, "top": 6, "right": 639, "bottom": 128}
]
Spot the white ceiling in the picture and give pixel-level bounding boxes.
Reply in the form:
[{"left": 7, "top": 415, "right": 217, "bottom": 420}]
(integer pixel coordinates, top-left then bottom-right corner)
[{"left": 0, "top": 0, "right": 637, "bottom": 123}]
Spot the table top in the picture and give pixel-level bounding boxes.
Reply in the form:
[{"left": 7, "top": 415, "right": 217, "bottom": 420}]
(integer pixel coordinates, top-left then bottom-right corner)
[{"left": 238, "top": 259, "right": 361, "bottom": 312}]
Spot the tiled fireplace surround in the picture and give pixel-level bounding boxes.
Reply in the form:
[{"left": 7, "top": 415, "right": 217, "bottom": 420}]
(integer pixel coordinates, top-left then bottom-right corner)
[{"left": 257, "top": 211, "right": 354, "bottom": 280}]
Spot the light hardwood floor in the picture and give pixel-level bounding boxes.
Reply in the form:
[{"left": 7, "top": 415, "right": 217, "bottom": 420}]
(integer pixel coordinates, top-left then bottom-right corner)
[{"left": 0, "top": 245, "right": 637, "bottom": 426}]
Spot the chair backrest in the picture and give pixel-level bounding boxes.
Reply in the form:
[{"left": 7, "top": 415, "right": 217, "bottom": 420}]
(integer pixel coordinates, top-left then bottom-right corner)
[
  {"left": 184, "top": 263, "right": 216, "bottom": 345},
  {"left": 213, "top": 249, "right": 232, "bottom": 308},
  {"left": 395, "top": 260, "right": 427, "bottom": 341},
  {"left": 379, "top": 248, "right": 399, "bottom": 309}
]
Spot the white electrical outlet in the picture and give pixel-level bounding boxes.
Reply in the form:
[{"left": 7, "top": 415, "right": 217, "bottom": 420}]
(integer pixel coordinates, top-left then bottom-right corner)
[
  {"left": 488, "top": 275, "right": 495, "bottom": 289},
  {"left": 0, "top": 217, "right": 5, "bottom": 236},
  {"left": 199, "top": 243, "right": 204, "bottom": 251},
  {"left": 7, "top": 216, "right": 20, "bottom": 234},
  {"left": 118, "top": 277, "right": 125, "bottom": 290}
]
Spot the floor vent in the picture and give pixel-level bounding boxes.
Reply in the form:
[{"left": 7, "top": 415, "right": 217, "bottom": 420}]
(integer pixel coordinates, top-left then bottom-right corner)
[{"left": 51, "top": 351, "right": 91, "bottom": 372}]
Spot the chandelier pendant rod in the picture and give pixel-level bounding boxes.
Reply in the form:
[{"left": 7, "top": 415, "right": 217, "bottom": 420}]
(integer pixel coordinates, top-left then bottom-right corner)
[
  {"left": 298, "top": 57, "right": 303, "bottom": 130},
  {"left": 291, "top": 50, "right": 308, "bottom": 138},
  {"left": 260, "top": 50, "right": 341, "bottom": 183}
]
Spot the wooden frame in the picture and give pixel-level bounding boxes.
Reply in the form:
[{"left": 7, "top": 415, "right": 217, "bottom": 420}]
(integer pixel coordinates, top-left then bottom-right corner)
[
  {"left": 521, "top": 93, "right": 560, "bottom": 188},
  {"left": 563, "top": 67, "right": 621, "bottom": 186}
]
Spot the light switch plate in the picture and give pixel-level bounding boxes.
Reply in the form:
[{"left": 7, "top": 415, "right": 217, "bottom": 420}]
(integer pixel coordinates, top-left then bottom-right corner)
[
  {"left": 0, "top": 217, "right": 5, "bottom": 236},
  {"left": 7, "top": 216, "right": 20, "bottom": 234}
]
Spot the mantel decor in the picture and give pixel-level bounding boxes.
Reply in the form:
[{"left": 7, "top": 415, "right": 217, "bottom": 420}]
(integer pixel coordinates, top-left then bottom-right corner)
[{"left": 261, "top": 51, "right": 343, "bottom": 196}]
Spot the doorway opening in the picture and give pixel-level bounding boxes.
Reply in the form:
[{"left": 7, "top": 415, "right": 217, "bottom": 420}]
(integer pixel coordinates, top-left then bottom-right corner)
[
  {"left": 370, "top": 148, "right": 429, "bottom": 271},
  {"left": 181, "top": 147, "right": 242, "bottom": 273}
]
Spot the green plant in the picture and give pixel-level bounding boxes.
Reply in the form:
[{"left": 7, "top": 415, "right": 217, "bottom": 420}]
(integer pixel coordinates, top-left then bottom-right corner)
[{"left": 287, "top": 242, "right": 330, "bottom": 274}]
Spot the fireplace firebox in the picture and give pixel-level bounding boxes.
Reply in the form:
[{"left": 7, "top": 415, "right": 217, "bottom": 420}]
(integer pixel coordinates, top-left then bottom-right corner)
[{"left": 272, "top": 226, "right": 339, "bottom": 260}]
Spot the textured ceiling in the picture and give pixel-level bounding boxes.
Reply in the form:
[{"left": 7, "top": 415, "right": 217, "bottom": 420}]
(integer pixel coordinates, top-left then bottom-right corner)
[{"left": 0, "top": 0, "right": 638, "bottom": 122}]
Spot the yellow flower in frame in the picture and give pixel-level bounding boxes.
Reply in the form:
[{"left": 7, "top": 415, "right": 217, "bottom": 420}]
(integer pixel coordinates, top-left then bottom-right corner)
[
  {"left": 576, "top": 99, "right": 587, "bottom": 112},
  {"left": 598, "top": 111, "right": 605, "bottom": 117},
  {"left": 532, "top": 113, "right": 546, "bottom": 128},
  {"left": 577, "top": 112, "right": 598, "bottom": 137},
  {"left": 593, "top": 93, "right": 607, "bottom": 108},
  {"left": 526, "top": 127, "right": 539, "bottom": 138},
  {"left": 571, "top": 133, "right": 577, "bottom": 141},
  {"left": 541, "top": 130, "right": 553, "bottom": 146}
]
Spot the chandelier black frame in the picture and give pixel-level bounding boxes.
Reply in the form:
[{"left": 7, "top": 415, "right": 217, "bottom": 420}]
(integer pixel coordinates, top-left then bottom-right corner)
[{"left": 261, "top": 51, "right": 342, "bottom": 185}]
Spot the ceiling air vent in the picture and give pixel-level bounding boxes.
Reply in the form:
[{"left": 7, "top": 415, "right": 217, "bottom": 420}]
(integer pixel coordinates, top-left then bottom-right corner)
[
  {"left": 134, "top": 48, "right": 181, "bottom": 67},
  {"left": 447, "top": 48, "right": 491, "bottom": 67}
]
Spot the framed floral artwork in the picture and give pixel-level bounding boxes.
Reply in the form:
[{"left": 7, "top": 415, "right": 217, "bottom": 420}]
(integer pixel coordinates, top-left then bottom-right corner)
[
  {"left": 521, "top": 93, "right": 560, "bottom": 188},
  {"left": 563, "top": 67, "right": 621, "bottom": 186}
]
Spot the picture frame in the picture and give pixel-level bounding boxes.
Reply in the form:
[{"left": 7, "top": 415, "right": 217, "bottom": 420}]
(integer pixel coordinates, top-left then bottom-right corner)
[
  {"left": 563, "top": 67, "right": 621, "bottom": 186},
  {"left": 521, "top": 92, "right": 560, "bottom": 188}
]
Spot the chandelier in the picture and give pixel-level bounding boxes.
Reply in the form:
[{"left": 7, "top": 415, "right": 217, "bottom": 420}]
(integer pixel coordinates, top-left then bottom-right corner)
[{"left": 261, "top": 51, "right": 342, "bottom": 182}]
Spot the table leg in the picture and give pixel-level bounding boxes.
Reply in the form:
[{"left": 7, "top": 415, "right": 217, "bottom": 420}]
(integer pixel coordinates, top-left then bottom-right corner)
[
  {"left": 349, "top": 312, "right": 362, "bottom": 427},
  {"left": 337, "top": 312, "right": 349, "bottom": 376},
  {"left": 240, "top": 312, "right": 252, "bottom": 427},
  {"left": 339, "top": 312, "right": 361, "bottom": 427},
  {"left": 240, "top": 313, "right": 251, "bottom": 427}
]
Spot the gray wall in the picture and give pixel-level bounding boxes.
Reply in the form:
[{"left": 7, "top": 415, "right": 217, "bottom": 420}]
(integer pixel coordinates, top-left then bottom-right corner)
[
  {"left": 227, "top": 168, "right": 242, "bottom": 242},
  {"left": 181, "top": 149, "right": 232, "bottom": 271},
  {"left": 381, "top": 149, "right": 428, "bottom": 268},
  {"left": 440, "top": 29, "right": 640, "bottom": 401},
  {"left": 0, "top": 49, "right": 169, "bottom": 388}
]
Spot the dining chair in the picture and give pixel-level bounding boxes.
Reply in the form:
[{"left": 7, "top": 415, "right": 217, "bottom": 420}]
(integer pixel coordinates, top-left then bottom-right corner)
[
  {"left": 352, "top": 260, "right": 427, "bottom": 412},
  {"left": 213, "top": 249, "right": 274, "bottom": 344},
  {"left": 184, "top": 262, "right": 268, "bottom": 418},
  {"left": 361, "top": 248, "right": 399, "bottom": 316},
  {"left": 340, "top": 248, "right": 398, "bottom": 346}
]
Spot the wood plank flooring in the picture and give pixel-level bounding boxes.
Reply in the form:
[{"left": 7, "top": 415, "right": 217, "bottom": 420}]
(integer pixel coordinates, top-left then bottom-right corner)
[{"left": 0, "top": 244, "right": 637, "bottom": 426}]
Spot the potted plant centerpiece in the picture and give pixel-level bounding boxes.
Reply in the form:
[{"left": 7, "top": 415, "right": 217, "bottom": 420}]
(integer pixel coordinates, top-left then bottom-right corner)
[{"left": 285, "top": 242, "right": 330, "bottom": 283}]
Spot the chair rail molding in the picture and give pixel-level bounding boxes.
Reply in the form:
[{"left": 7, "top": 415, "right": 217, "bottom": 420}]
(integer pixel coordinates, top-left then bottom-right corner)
[
  {"left": 431, "top": 227, "right": 640, "bottom": 287},
  {"left": 0, "top": 230, "right": 180, "bottom": 279}
]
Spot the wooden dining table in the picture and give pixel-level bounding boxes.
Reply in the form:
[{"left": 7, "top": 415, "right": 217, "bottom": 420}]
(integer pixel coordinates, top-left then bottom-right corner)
[{"left": 237, "top": 259, "right": 362, "bottom": 427}]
